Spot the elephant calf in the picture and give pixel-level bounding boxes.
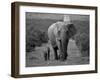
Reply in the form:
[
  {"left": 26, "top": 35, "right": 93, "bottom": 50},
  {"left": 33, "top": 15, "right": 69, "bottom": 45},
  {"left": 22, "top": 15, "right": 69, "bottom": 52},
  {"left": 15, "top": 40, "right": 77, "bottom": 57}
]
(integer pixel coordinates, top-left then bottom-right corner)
[
  {"left": 48, "top": 21, "right": 77, "bottom": 61},
  {"left": 44, "top": 46, "right": 50, "bottom": 61}
]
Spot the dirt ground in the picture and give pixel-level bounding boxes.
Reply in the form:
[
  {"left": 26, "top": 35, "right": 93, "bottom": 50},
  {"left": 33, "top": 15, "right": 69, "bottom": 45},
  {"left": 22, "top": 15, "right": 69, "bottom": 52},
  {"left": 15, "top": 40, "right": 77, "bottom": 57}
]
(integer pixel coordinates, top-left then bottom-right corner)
[{"left": 26, "top": 39, "right": 89, "bottom": 67}]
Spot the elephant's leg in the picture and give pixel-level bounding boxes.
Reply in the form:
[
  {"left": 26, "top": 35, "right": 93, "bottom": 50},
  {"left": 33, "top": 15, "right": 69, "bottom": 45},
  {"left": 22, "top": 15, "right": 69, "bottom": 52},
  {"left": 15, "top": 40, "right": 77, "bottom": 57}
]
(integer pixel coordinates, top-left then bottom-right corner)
[
  {"left": 47, "top": 47, "right": 50, "bottom": 60},
  {"left": 56, "top": 40, "right": 63, "bottom": 60},
  {"left": 53, "top": 46, "right": 59, "bottom": 60}
]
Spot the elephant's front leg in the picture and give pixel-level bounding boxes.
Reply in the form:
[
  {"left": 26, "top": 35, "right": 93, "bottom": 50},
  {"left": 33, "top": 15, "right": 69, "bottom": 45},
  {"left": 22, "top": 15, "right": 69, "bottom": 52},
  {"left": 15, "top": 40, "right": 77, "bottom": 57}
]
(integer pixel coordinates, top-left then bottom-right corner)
[{"left": 53, "top": 46, "right": 59, "bottom": 60}]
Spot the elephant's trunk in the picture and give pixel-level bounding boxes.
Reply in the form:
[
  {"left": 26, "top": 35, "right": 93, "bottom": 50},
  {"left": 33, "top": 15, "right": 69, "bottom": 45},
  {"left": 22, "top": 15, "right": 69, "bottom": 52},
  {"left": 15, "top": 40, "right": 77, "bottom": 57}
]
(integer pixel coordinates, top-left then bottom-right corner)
[
  {"left": 59, "top": 32, "right": 69, "bottom": 60},
  {"left": 62, "top": 39, "right": 69, "bottom": 54}
]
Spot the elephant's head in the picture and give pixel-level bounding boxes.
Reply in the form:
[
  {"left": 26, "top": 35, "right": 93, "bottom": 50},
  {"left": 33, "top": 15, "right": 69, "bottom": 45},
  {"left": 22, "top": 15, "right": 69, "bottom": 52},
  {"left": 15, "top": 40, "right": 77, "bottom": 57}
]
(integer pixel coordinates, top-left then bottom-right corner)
[{"left": 56, "top": 23, "right": 77, "bottom": 61}]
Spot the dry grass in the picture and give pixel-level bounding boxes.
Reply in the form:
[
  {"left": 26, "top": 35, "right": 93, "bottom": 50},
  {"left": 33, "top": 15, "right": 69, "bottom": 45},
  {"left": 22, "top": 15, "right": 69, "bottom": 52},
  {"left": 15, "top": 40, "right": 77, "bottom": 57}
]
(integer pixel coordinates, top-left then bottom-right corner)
[{"left": 26, "top": 39, "right": 89, "bottom": 67}]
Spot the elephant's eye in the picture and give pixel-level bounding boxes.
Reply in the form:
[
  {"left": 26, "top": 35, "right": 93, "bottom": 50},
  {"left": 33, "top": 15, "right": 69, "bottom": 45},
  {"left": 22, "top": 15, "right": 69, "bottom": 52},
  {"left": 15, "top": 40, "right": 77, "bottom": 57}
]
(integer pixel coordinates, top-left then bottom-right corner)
[{"left": 65, "top": 30, "right": 69, "bottom": 34}]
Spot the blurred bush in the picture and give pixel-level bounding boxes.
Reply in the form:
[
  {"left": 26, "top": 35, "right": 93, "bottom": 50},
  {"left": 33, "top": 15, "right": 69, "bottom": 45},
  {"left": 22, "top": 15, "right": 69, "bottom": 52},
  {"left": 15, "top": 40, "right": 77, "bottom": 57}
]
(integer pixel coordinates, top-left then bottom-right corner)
[
  {"left": 74, "top": 33, "right": 89, "bottom": 56},
  {"left": 71, "top": 20, "right": 89, "bottom": 57},
  {"left": 26, "top": 28, "right": 48, "bottom": 52}
]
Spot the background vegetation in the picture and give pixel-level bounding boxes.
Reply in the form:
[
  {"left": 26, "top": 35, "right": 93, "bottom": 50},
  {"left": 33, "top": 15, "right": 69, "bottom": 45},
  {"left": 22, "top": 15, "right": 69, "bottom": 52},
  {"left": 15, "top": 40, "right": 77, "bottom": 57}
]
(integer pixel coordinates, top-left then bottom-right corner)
[{"left": 72, "top": 20, "right": 89, "bottom": 56}]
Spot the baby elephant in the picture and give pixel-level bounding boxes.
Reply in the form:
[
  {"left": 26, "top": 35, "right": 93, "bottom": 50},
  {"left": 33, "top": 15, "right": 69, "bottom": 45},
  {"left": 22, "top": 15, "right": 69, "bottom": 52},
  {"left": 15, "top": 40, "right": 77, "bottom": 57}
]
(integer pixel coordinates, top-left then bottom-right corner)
[{"left": 44, "top": 46, "right": 50, "bottom": 61}]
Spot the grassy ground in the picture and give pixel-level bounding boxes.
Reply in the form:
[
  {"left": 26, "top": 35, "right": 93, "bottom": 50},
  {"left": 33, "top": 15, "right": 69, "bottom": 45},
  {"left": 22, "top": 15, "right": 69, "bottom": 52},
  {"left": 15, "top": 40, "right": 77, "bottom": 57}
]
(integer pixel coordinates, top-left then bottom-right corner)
[{"left": 26, "top": 39, "right": 89, "bottom": 67}]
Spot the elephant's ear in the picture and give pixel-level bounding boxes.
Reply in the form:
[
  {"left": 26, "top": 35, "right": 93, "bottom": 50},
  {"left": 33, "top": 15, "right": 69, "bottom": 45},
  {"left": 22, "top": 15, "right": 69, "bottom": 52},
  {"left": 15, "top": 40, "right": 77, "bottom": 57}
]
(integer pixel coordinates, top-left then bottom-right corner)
[{"left": 68, "top": 24, "right": 77, "bottom": 38}]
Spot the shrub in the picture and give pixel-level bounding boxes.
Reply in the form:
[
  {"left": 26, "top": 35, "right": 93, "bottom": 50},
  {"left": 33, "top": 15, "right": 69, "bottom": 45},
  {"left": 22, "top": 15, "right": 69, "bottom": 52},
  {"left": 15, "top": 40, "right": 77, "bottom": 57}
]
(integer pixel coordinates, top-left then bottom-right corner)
[
  {"left": 26, "top": 28, "right": 48, "bottom": 52},
  {"left": 75, "top": 33, "right": 89, "bottom": 56}
]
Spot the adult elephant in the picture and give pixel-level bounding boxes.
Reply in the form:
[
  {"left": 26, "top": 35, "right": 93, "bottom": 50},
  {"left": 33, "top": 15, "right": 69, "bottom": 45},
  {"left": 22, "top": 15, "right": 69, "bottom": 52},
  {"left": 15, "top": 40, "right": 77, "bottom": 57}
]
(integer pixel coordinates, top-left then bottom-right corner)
[{"left": 48, "top": 21, "right": 77, "bottom": 61}]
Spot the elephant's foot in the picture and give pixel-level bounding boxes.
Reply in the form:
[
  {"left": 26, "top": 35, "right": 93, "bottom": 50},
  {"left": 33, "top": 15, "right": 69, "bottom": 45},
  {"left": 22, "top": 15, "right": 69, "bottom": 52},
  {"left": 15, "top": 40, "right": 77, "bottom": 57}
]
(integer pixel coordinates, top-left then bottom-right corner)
[
  {"left": 55, "top": 56, "right": 59, "bottom": 60},
  {"left": 53, "top": 47, "right": 59, "bottom": 60},
  {"left": 59, "top": 54, "right": 68, "bottom": 61}
]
